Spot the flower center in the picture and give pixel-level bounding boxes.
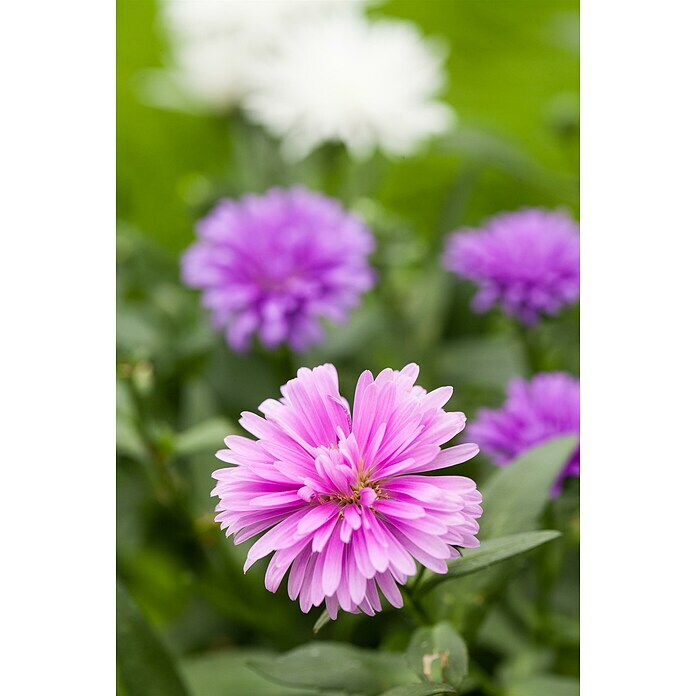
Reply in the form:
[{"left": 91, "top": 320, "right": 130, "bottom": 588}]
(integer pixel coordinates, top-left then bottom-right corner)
[{"left": 319, "top": 474, "right": 385, "bottom": 507}]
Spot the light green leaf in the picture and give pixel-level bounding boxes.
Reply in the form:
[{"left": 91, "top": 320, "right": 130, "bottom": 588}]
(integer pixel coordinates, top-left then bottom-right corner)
[
  {"left": 183, "top": 649, "right": 327, "bottom": 696},
  {"left": 479, "top": 435, "right": 578, "bottom": 539},
  {"left": 116, "top": 582, "right": 190, "bottom": 696},
  {"left": 116, "top": 380, "right": 148, "bottom": 461},
  {"left": 406, "top": 623, "right": 468, "bottom": 692},
  {"left": 418, "top": 531, "right": 561, "bottom": 596},
  {"left": 505, "top": 675, "right": 579, "bottom": 696},
  {"left": 116, "top": 418, "right": 149, "bottom": 462},
  {"left": 380, "top": 684, "right": 457, "bottom": 696},
  {"left": 173, "top": 418, "right": 235, "bottom": 457},
  {"left": 248, "top": 642, "right": 413, "bottom": 695},
  {"left": 438, "top": 335, "right": 527, "bottom": 391}
]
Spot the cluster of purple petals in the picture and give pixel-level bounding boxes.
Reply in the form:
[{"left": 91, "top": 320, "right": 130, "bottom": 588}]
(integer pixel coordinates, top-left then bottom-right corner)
[
  {"left": 468, "top": 372, "right": 580, "bottom": 495},
  {"left": 443, "top": 208, "right": 580, "bottom": 325},
  {"left": 181, "top": 187, "right": 375, "bottom": 352},
  {"left": 212, "top": 363, "right": 482, "bottom": 617}
]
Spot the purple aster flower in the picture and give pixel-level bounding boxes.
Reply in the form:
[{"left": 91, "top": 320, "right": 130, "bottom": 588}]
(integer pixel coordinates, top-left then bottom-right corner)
[
  {"left": 468, "top": 372, "right": 580, "bottom": 496},
  {"left": 212, "top": 363, "right": 482, "bottom": 617},
  {"left": 443, "top": 208, "right": 580, "bottom": 325},
  {"left": 181, "top": 186, "right": 375, "bottom": 352}
]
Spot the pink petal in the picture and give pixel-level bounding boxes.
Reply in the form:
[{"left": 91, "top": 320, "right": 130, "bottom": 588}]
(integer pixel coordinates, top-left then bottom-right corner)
[
  {"left": 372, "top": 499, "right": 425, "bottom": 520},
  {"left": 375, "top": 571, "right": 403, "bottom": 609},
  {"left": 295, "top": 503, "right": 340, "bottom": 536},
  {"left": 322, "top": 527, "right": 345, "bottom": 597},
  {"left": 408, "top": 443, "right": 480, "bottom": 473}
]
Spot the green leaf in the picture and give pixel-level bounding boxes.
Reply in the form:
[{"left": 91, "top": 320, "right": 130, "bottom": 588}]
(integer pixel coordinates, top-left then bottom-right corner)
[
  {"left": 479, "top": 435, "right": 578, "bottom": 539},
  {"left": 248, "top": 642, "right": 413, "bottom": 695},
  {"left": 418, "top": 531, "right": 561, "bottom": 596},
  {"left": 426, "top": 438, "right": 576, "bottom": 634},
  {"left": 406, "top": 622, "right": 468, "bottom": 692},
  {"left": 116, "top": 581, "right": 190, "bottom": 696},
  {"left": 380, "top": 685, "right": 457, "bottom": 696},
  {"left": 546, "top": 613, "right": 581, "bottom": 647},
  {"left": 438, "top": 335, "right": 527, "bottom": 391},
  {"left": 505, "top": 675, "right": 579, "bottom": 696},
  {"left": 116, "top": 417, "right": 149, "bottom": 462},
  {"left": 183, "top": 649, "right": 326, "bottom": 696},
  {"left": 173, "top": 417, "right": 235, "bottom": 457}
]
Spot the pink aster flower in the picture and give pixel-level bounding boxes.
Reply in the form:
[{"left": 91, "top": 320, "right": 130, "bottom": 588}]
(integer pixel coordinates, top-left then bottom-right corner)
[
  {"left": 212, "top": 363, "right": 482, "bottom": 617},
  {"left": 443, "top": 208, "right": 580, "bottom": 325}
]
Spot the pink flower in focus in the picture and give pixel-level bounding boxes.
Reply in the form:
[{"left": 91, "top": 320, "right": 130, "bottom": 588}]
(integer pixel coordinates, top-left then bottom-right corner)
[{"left": 212, "top": 363, "right": 482, "bottom": 617}]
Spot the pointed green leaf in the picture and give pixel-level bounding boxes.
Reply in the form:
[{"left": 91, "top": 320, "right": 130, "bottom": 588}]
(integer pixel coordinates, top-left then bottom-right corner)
[
  {"left": 479, "top": 435, "right": 578, "bottom": 539},
  {"left": 173, "top": 417, "right": 235, "bottom": 457},
  {"left": 406, "top": 622, "right": 468, "bottom": 692},
  {"left": 426, "top": 437, "right": 576, "bottom": 634},
  {"left": 248, "top": 643, "right": 413, "bottom": 695},
  {"left": 418, "top": 531, "right": 561, "bottom": 596},
  {"left": 116, "top": 582, "right": 190, "bottom": 696}
]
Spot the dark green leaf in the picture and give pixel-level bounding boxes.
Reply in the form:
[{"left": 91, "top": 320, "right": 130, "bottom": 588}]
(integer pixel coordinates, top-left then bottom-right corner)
[
  {"left": 479, "top": 436, "right": 578, "bottom": 539},
  {"left": 380, "top": 684, "right": 457, "bottom": 696},
  {"left": 426, "top": 438, "right": 576, "bottom": 633},
  {"left": 248, "top": 642, "right": 413, "bottom": 695},
  {"left": 418, "top": 531, "right": 561, "bottom": 596},
  {"left": 116, "top": 581, "right": 190, "bottom": 696},
  {"left": 406, "top": 622, "right": 468, "bottom": 692}
]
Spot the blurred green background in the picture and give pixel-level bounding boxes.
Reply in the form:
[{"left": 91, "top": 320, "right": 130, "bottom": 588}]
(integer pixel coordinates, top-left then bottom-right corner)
[{"left": 117, "top": 1, "right": 579, "bottom": 694}]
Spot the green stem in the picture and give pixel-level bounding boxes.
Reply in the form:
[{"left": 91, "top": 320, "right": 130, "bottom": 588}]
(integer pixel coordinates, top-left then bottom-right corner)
[
  {"left": 403, "top": 584, "right": 431, "bottom": 626},
  {"left": 409, "top": 565, "right": 427, "bottom": 596},
  {"left": 515, "top": 322, "right": 543, "bottom": 374},
  {"left": 322, "top": 142, "right": 348, "bottom": 198},
  {"left": 266, "top": 344, "right": 295, "bottom": 385}
]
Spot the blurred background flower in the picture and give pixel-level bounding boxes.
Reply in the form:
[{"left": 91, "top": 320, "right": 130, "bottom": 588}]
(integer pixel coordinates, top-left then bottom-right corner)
[
  {"left": 157, "top": 0, "right": 368, "bottom": 111},
  {"left": 181, "top": 186, "right": 375, "bottom": 351},
  {"left": 469, "top": 372, "right": 580, "bottom": 495},
  {"left": 243, "top": 11, "right": 453, "bottom": 159},
  {"left": 443, "top": 208, "right": 580, "bottom": 325}
]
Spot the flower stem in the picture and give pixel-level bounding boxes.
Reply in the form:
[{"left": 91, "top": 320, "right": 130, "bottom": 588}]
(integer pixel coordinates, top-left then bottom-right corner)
[
  {"left": 409, "top": 565, "right": 427, "bottom": 596},
  {"left": 403, "top": 584, "right": 431, "bottom": 626},
  {"left": 515, "top": 321, "right": 543, "bottom": 374}
]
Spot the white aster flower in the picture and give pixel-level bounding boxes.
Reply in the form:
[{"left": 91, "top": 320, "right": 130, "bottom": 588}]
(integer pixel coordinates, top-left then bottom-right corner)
[
  {"left": 243, "top": 12, "right": 455, "bottom": 159},
  {"left": 159, "top": 0, "right": 367, "bottom": 111}
]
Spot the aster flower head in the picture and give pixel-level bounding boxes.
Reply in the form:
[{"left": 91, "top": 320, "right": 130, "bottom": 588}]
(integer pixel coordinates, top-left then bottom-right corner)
[
  {"left": 468, "top": 372, "right": 580, "bottom": 495},
  {"left": 181, "top": 187, "right": 375, "bottom": 352},
  {"left": 160, "top": 0, "right": 367, "bottom": 110},
  {"left": 212, "top": 363, "right": 482, "bottom": 617},
  {"left": 443, "top": 208, "right": 580, "bottom": 325},
  {"left": 243, "top": 12, "right": 454, "bottom": 159}
]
